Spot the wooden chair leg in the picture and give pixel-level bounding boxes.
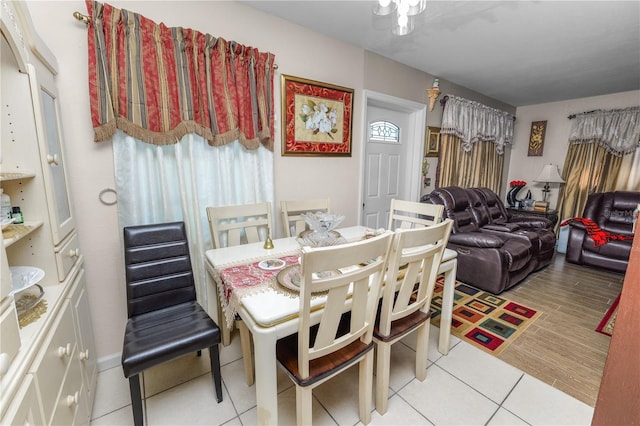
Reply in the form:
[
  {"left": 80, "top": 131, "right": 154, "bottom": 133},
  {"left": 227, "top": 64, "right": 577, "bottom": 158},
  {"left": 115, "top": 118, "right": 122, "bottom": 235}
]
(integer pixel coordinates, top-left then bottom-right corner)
[
  {"left": 209, "top": 345, "right": 223, "bottom": 403},
  {"left": 375, "top": 343, "right": 391, "bottom": 415},
  {"left": 128, "top": 374, "right": 143, "bottom": 426},
  {"left": 415, "top": 322, "right": 430, "bottom": 381},
  {"left": 296, "top": 386, "right": 313, "bottom": 426},
  {"left": 360, "top": 352, "right": 374, "bottom": 425}
]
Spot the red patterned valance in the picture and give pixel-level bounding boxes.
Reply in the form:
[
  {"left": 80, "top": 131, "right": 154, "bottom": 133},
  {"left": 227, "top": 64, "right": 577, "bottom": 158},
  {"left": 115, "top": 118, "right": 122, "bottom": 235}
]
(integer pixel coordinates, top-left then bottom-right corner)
[{"left": 85, "top": 0, "right": 276, "bottom": 150}]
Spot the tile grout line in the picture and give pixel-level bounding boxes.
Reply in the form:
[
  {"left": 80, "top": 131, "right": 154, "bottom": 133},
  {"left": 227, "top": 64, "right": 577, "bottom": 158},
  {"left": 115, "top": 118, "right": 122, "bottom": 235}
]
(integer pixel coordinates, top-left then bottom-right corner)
[{"left": 493, "top": 372, "right": 533, "bottom": 425}]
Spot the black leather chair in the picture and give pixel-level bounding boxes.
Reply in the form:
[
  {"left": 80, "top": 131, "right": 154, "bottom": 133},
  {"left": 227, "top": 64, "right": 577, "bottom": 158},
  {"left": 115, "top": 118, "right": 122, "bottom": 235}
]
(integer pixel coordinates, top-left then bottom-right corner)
[{"left": 122, "top": 222, "right": 223, "bottom": 426}]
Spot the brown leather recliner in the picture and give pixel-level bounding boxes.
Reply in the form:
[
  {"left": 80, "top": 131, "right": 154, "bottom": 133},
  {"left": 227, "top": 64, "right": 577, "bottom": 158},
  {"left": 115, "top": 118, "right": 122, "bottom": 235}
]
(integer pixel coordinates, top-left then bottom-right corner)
[
  {"left": 566, "top": 191, "right": 639, "bottom": 273},
  {"left": 425, "top": 186, "right": 538, "bottom": 294},
  {"left": 471, "top": 187, "right": 556, "bottom": 268}
]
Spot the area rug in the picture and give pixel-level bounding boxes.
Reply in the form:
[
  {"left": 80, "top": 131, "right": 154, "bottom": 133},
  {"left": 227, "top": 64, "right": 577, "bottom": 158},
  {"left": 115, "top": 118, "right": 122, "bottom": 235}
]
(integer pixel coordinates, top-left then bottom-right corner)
[
  {"left": 430, "top": 278, "right": 542, "bottom": 355},
  {"left": 595, "top": 294, "right": 620, "bottom": 336}
]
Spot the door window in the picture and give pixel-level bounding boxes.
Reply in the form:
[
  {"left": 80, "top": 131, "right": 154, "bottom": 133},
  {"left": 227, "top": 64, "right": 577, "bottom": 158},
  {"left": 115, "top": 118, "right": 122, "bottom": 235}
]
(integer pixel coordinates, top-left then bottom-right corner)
[{"left": 369, "top": 121, "right": 400, "bottom": 143}]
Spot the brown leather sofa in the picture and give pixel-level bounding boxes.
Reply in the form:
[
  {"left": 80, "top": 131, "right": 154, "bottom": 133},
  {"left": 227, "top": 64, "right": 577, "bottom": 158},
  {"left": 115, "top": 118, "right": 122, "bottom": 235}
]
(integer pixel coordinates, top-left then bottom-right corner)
[
  {"left": 422, "top": 186, "right": 556, "bottom": 294},
  {"left": 566, "top": 191, "right": 639, "bottom": 273},
  {"left": 471, "top": 187, "right": 556, "bottom": 266}
]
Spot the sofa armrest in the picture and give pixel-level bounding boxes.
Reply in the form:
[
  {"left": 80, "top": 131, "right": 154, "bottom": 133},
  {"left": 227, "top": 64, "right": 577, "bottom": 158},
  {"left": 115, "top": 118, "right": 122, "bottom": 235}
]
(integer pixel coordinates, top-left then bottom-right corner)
[
  {"left": 565, "top": 225, "right": 587, "bottom": 263},
  {"left": 509, "top": 216, "right": 553, "bottom": 229},
  {"left": 449, "top": 232, "right": 504, "bottom": 248},
  {"left": 567, "top": 221, "right": 586, "bottom": 231},
  {"left": 483, "top": 223, "right": 521, "bottom": 232}
]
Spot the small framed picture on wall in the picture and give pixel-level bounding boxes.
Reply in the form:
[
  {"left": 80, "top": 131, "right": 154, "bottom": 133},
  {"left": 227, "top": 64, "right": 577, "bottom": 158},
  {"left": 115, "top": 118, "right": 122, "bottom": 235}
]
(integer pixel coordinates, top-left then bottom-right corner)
[
  {"left": 425, "top": 126, "right": 440, "bottom": 157},
  {"left": 528, "top": 120, "right": 547, "bottom": 156}
]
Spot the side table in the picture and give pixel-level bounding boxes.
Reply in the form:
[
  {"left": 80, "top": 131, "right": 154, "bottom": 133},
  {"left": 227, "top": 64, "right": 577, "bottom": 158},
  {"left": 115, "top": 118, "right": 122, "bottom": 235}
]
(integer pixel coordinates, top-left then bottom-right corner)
[{"left": 506, "top": 207, "right": 558, "bottom": 227}]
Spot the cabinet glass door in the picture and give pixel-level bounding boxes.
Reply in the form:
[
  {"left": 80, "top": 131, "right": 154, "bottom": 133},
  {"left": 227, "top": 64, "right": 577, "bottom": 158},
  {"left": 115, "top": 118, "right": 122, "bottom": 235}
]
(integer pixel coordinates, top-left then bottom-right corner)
[{"left": 29, "top": 64, "right": 75, "bottom": 244}]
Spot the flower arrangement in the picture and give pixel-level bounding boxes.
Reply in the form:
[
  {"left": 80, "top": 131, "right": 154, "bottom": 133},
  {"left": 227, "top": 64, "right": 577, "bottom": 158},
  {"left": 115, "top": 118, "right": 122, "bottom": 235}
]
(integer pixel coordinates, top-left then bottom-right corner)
[{"left": 509, "top": 180, "right": 527, "bottom": 187}]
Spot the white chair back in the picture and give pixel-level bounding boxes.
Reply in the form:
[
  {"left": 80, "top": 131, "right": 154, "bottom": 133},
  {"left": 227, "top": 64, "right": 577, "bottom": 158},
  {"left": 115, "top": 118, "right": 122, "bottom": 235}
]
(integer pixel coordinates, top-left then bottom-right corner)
[
  {"left": 388, "top": 198, "right": 443, "bottom": 230},
  {"left": 206, "top": 202, "right": 272, "bottom": 248},
  {"left": 297, "top": 230, "right": 393, "bottom": 378},
  {"left": 378, "top": 219, "right": 453, "bottom": 337},
  {"left": 281, "top": 198, "right": 330, "bottom": 237}
]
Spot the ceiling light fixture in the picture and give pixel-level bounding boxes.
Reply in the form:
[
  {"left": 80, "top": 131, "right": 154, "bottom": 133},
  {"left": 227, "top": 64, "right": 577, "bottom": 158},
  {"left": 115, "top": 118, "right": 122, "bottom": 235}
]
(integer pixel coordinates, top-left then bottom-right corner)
[{"left": 374, "top": 0, "right": 427, "bottom": 36}]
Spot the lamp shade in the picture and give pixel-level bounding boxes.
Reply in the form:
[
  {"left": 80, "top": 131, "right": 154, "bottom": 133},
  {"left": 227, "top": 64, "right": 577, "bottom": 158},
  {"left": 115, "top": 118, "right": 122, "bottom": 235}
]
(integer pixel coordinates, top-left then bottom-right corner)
[{"left": 534, "top": 164, "right": 565, "bottom": 184}]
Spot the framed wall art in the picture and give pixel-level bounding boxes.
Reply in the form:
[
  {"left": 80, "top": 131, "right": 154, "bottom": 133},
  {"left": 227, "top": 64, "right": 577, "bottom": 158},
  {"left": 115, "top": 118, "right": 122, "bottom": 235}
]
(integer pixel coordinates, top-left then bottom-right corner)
[
  {"left": 425, "top": 126, "right": 440, "bottom": 157},
  {"left": 528, "top": 120, "right": 547, "bottom": 156},
  {"left": 281, "top": 74, "right": 354, "bottom": 157}
]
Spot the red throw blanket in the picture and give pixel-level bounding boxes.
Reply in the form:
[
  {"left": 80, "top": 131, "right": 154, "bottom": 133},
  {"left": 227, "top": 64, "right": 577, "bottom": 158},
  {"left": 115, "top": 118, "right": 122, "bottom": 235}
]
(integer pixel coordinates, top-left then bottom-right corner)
[{"left": 561, "top": 217, "right": 634, "bottom": 247}]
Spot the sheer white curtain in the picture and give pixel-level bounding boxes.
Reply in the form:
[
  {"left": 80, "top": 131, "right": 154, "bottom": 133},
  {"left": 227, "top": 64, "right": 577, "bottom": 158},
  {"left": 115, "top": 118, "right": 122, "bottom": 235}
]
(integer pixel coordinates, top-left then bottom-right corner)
[{"left": 113, "top": 130, "right": 274, "bottom": 306}]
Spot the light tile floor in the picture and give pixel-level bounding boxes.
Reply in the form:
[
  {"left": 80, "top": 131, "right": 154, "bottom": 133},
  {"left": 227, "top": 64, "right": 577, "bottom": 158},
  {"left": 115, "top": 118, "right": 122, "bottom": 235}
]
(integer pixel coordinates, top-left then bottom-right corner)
[{"left": 90, "top": 325, "right": 594, "bottom": 425}]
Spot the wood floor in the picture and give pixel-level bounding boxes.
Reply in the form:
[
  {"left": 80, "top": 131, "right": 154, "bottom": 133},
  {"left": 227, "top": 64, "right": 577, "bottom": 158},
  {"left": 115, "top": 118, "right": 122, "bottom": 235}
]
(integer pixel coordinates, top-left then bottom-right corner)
[{"left": 498, "top": 253, "right": 624, "bottom": 407}]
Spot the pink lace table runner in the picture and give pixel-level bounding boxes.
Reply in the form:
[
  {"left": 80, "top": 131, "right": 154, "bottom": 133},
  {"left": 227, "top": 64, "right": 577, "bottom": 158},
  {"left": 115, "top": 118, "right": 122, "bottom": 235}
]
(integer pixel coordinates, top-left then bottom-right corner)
[{"left": 214, "top": 254, "right": 300, "bottom": 328}]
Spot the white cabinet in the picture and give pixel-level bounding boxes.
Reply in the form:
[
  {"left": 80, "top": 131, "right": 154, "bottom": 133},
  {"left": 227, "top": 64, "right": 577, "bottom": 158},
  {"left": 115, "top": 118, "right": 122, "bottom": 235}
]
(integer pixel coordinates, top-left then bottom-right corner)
[
  {"left": 69, "top": 270, "right": 97, "bottom": 415},
  {"left": 1, "top": 375, "right": 45, "bottom": 426},
  {"left": 0, "top": 2, "right": 96, "bottom": 424}
]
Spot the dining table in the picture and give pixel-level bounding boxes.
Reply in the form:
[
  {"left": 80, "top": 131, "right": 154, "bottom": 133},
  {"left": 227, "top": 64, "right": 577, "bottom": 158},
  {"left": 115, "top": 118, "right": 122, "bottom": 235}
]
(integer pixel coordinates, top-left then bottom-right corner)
[{"left": 204, "top": 225, "right": 457, "bottom": 426}]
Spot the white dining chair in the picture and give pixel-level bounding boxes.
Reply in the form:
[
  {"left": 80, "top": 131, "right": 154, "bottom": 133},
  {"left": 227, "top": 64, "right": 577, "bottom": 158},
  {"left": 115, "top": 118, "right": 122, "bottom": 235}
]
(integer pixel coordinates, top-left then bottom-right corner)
[
  {"left": 388, "top": 198, "right": 444, "bottom": 229},
  {"left": 276, "top": 230, "right": 394, "bottom": 425},
  {"left": 207, "top": 202, "right": 273, "bottom": 249},
  {"left": 388, "top": 198, "right": 458, "bottom": 355},
  {"left": 206, "top": 201, "right": 273, "bottom": 386},
  {"left": 281, "top": 198, "right": 331, "bottom": 237},
  {"left": 374, "top": 219, "right": 453, "bottom": 415}
]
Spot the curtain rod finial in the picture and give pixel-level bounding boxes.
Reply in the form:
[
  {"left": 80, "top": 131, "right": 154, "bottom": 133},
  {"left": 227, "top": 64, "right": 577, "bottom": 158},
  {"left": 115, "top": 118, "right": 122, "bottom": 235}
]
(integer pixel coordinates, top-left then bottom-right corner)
[{"left": 73, "top": 11, "right": 90, "bottom": 25}]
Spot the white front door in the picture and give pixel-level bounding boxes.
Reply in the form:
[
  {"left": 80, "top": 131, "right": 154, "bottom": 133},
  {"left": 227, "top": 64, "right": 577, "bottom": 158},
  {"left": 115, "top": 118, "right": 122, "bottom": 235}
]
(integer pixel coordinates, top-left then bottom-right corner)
[{"left": 362, "top": 106, "right": 411, "bottom": 229}]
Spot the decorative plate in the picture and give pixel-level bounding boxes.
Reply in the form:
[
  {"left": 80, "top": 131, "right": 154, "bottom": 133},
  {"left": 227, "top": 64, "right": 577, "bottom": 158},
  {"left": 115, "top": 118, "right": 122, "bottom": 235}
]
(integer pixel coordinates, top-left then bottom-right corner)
[
  {"left": 257, "top": 258, "right": 286, "bottom": 270},
  {"left": 297, "top": 230, "right": 344, "bottom": 247},
  {"left": 276, "top": 265, "right": 340, "bottom": 293},
  {"left": 9, "top": 266, "right": 45, "bottom": 295},
  {"left": 276, "top": 265, "right": 302, "bottom": 292},
  {"left": 298, "top": 230, "right": 342, "bottom": 239}
]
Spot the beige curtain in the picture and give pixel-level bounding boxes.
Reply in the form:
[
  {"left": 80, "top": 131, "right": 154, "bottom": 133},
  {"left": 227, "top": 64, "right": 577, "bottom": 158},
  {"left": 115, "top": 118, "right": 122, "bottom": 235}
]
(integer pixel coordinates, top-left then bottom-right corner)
[
  {"left": 556, "top": 143, "right": 622, "bottom": 222},
  {"left": 615, "top": 147, "right": 640, "bottom": 191},
  {"left": 437, "top": 134, "right": 504, "bottom": 192}
]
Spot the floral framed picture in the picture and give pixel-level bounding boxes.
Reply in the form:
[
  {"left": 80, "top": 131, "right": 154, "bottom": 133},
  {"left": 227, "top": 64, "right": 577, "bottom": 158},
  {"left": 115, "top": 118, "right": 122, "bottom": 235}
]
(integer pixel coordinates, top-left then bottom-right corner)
[
  {"left": 281, "top": 74, "right": 354, "bottom": 157},
  {"left": 425, "top": 126, "right": 440, "bottom": 157},
  {"left": 528, "top": 120, "right": 547, "bottom": 156}
]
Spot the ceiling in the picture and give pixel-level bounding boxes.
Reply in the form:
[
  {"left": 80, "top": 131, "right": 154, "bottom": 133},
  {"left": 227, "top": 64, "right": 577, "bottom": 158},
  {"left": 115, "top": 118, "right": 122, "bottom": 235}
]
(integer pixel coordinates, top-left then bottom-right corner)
[{"left": 242, "top": 1, "right": 640, "bottom": 107}]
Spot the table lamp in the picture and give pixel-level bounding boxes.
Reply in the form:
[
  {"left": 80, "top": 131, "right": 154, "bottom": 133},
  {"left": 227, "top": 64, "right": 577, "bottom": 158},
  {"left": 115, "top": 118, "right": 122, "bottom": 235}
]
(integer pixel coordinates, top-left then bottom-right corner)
[{"left": 534, "top": 164, "right": 565, "bottom": 202}]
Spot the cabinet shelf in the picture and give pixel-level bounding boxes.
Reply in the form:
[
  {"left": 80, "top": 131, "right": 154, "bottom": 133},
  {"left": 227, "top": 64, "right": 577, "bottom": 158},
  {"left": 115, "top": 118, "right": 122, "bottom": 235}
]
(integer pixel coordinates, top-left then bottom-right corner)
[
  {"left": 0, "top": 173, "right": 36, "bottom": 182},
  {"left": 2, "top": 221, "right": 44, "bottom": 248}
]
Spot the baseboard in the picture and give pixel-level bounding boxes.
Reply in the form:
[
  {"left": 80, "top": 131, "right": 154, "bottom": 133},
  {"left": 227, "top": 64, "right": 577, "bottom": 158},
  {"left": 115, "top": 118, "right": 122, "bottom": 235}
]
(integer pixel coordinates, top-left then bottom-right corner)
[{"left": 97, "top": 352, "right": 121, "bottom": 372}]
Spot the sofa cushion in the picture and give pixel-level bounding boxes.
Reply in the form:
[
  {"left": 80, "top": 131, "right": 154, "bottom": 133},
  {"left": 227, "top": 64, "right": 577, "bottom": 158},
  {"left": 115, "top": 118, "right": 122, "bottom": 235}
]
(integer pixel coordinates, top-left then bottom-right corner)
[{"left": 582, "top": 237, "right": 633, "bottom": 260}]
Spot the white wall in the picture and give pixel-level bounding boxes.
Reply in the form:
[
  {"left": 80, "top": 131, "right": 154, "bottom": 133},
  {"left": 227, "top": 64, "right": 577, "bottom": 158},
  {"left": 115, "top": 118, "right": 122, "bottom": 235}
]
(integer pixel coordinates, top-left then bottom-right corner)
[{"left": 509, "top": 90, "right": 640, "bottom": 211}]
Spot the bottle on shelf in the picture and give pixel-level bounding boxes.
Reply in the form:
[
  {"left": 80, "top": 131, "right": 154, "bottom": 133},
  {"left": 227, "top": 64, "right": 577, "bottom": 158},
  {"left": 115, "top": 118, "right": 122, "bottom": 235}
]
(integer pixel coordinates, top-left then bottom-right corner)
[
  {"left": 11, "top": 206, "right": 23, "bottom": 224},
  {"left": 1, "top": 189, "right": 11, "bottom": 220}
]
